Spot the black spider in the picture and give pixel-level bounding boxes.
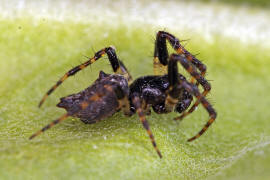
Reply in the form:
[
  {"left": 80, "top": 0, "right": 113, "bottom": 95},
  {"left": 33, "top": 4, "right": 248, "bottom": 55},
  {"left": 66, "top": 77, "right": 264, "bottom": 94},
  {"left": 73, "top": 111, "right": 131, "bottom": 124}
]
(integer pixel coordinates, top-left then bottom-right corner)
[{"left": 30, "top": 31, "right": 217, "bottom": 158}]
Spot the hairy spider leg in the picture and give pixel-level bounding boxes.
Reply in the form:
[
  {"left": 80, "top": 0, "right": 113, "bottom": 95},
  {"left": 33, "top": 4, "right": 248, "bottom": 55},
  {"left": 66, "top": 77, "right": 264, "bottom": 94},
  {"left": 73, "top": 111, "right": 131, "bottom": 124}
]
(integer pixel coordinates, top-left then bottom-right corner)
[
  {"left": 165, "top": 54, "right": 216, "bottom": 141},
  {"left": 118, "top": 60, "right": 133, "bottom": 84},
  {"left": 29, "top": 113, "right": 70, "bottom": 140},
  {"left": 153, "top": 31, "right": 168, "bottom": 75},
  {"left": 164, "top": 54, "right": 210, "bottom": 113},
  {"left": 154, "top": 31, "right": 207, "bottom": 85},
  {"left": 30, "top": 83, "right": 130, "bottom": 140},
  {"left": 180, "top": 81, "right": 216, "bottom": 142},
  {"left": 38, "top": 46, "right": 132, "bottom": 108},
  {"left": 132, "top": 93, "right": 162, "bottom": 158},
  {"left": 171, "top": 54, "right": 211, "bottom": 120},
  {"left": 164, "top": 54, "right": 184, "bottom": 112}
]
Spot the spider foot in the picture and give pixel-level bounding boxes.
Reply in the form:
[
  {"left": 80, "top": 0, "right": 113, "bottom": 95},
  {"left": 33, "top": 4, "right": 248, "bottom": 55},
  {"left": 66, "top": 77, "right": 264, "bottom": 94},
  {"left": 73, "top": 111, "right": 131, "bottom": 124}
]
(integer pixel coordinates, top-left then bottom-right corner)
[
  {"left": 187, "top": 136, "right": 197, "bottom": 142},
  {"left": 173, "top": 113, "right": 186, "bottom": 121}
]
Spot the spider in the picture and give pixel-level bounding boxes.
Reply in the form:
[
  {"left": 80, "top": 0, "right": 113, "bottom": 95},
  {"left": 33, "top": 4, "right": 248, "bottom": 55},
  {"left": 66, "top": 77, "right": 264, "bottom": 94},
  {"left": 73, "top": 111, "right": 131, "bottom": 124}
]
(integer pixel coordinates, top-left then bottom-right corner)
[{"left": 29, "top": 31, "right": 217, "bottom": 158}]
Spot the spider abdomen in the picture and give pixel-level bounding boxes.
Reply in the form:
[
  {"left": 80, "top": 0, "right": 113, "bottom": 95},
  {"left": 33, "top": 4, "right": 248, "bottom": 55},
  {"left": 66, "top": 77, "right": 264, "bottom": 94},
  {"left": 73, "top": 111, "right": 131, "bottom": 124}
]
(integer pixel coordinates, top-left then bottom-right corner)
[{"left": 57, "top": 71, "right": 128, "bottom": 124}]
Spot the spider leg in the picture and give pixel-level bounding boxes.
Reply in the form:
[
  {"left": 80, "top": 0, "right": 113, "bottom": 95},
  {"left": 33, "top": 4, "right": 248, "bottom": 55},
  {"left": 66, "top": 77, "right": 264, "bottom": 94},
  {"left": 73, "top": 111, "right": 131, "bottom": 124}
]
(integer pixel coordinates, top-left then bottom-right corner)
[
  {"left": 153, "top": 31, "right": 168, "bottom": 75},
  {"left": 165, "top": 54, "right": 216, "bottom": 141},
  {"left": 180, "top": 81, "right": 217, "bottom": 142},
  {"left": 154, "top": 31, "right": 206, "bottom": 85},
  {"left": 132, "top": 93, "right": 162, "bottom": 158},
  {"left": 164, "top": 54, "right": 185, "bottom": 112},
  {"left": 29, "top": 113, "right": 70, "bottom": 140},
  {"left": 170, "top": 54, "right": 211, "bottom": 120},
  {"left": 38, "top": 46, "right": 132, "bottom": 108},
  {"left": 164, "top": 53, "right": 210, "bottom": 113},
  {"left": 142, "top": 100, "right": 152, "bottom": 115}
]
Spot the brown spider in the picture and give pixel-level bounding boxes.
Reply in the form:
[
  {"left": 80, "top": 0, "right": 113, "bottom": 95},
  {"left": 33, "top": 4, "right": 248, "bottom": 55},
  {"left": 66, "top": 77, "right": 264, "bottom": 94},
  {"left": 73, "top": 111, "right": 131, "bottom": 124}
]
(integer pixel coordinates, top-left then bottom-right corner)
[{"left": 29, "top": 31, "right": 217, "bottom": 158}]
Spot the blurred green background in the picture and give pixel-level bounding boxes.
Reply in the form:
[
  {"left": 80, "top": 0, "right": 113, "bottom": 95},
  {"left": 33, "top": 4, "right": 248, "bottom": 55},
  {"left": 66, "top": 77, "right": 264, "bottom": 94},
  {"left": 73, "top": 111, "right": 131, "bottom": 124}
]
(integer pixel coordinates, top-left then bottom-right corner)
[
  {"left": 0, "top": 0, "right": 270, "bottom": 179},
  {"left": 200, "top": 0, "right": 270, "bottom": 7}
]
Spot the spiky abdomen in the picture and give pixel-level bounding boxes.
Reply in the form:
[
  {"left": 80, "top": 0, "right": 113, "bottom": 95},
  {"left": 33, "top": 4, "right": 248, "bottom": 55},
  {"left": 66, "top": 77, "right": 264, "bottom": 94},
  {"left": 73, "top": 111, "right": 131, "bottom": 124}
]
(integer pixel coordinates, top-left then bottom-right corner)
[
  {"left": 56, "top": 72, "right": 123, "bottom": 124},
  {"left": 58, "top": 90, "right": 119, "bottom": 124}
]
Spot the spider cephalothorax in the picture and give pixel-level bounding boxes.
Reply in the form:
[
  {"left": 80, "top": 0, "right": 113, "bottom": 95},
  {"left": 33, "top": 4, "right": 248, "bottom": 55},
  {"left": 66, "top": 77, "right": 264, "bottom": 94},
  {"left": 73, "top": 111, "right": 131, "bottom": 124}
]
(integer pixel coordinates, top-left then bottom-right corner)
[{"left": 30, "top": 31, "right": 217, "bottom": 158}]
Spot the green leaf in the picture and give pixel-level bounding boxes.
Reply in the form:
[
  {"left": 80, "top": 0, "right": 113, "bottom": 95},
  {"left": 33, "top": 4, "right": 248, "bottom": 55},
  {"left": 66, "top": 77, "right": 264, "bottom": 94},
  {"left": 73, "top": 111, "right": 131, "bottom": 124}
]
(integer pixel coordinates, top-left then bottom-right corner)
[{"left": 0, "top": 17, "right": 270, "bottom": 180}]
